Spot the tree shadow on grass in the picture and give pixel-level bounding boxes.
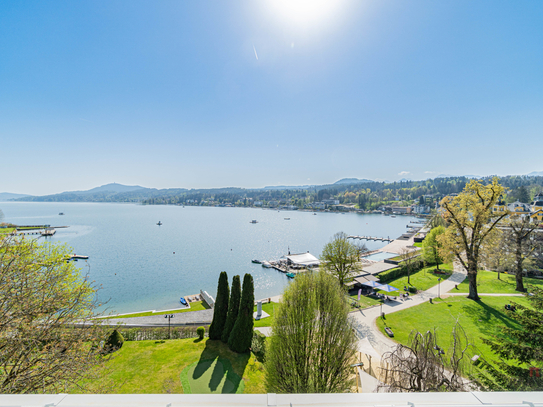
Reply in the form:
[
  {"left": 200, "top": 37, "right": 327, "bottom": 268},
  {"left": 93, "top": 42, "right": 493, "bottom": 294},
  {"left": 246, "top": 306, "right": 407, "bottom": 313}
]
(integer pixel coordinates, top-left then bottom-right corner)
[
  {"left": 460, "top": 299, "right": 521, "bottom": 339},
  {"left": 193, "top": 340, "right": 220, "bottom": 380},
  {"left": 191, "top": 339, "right": 250, "bottom": 394}
]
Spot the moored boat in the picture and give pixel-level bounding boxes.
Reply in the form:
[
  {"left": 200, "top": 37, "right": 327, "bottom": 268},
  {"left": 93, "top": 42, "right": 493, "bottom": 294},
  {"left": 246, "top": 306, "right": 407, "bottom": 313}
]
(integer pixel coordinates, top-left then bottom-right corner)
[
  {"left": 286, "top": 272, "right": 295, "bottom": 279},
  {"left": 180, "top": 297, "right": 188, "bottom": 306},
  {"left": 252, "top": 259, "right": 261, "bottom": 264},
  {"left": 261, "top": 261, "right": 272, "bottom": 268}
]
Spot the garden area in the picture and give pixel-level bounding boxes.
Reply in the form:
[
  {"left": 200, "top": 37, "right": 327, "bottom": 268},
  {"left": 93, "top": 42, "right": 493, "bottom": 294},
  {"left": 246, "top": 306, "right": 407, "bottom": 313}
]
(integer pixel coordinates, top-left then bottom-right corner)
[
  {"left": 88, "top": 337, "right": 265, "bottom": 394},
  {"left": 376, "top": 295, "right": 531, "bottom": 368},
  {"left": 454, "top": 270, "right": 543, "bottom": 294},
  {"left": 253, "top": 302, "right": 276, "bottom": 327}
]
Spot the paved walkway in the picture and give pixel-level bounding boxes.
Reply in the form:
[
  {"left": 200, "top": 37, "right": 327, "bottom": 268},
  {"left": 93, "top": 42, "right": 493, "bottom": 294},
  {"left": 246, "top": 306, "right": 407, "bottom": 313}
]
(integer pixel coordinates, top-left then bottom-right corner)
[
  {"left": 350, "top": 261, "right": 468, "bottom": 357},
  {"left": 444, "top": 292, "right": 524, "bottom": 297}
]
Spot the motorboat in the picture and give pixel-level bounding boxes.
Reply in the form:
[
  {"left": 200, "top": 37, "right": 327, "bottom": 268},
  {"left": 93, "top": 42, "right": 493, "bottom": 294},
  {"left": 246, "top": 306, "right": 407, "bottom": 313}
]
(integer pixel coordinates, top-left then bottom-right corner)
[
  {"left": 250, "top": 220, "right": 258, "bottom": 224},
  {"left": 286, "top": 272, "right": 295, "bottom": 279},
  {"left": 252, "top": 259, "right": 261, "bottom": 264},
  {"left": 284, "top": 218, "right": 290, "bottom": 220},
  {"left": 157, "top": 221, "right": 162, "bottom": 225},
  {"left": 180, "top": 297, "right": 188, "bottom": 306},
  {"left": 261, "top": 261, "right": 272, "bottom": 268},
  {"left": 59, "top": 212, "right": 64, "bottom": 215}
]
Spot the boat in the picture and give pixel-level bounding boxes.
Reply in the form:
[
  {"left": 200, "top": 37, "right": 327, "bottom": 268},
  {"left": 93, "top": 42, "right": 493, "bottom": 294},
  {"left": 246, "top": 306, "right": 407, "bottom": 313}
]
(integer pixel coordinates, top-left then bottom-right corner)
[
  {"left": 41, "top": 229, "right": 56, "bottom": 236},
  {"left": 250, "top": 220, "right": 258, "bottom": 224},
  {"left": 59, "top": 212, "right": 64, "bottom": 215},
  {"left": 261, "top": 261, "right": 272, "bottom": 268},
  {"left": 157, "top": 221, "right": 162, "bottom": 225},
  {"left": 313, "top": 213, "right": 317, "bottom": 215},
  {"left": 286, "top": 272, "right": 295, "bottom": 279},
  {"left": 251, "top": 259, "right": 261, "bottom": 264},
  {"left": 70, "top": 254, "right": 89, "bottom": 260},
  {"left": 391, "top": 215, "right": 396, "bottom": 218},
  {"left": 180, "top": 297, "right": 188, "bottom": 306},
  {"left": 284, "top": 218, "right": 290, "bottom": 220}
]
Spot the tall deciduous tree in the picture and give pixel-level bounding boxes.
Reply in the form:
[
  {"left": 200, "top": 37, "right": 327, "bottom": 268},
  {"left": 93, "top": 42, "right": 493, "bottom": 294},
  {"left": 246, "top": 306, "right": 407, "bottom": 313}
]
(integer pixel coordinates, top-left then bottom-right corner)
[
  {"left": 475, "top": 286, "right": 543, "bottom": 391},
  {"left": 265, "top": 270, "right": 357, "bottom": 393},
  {"left": 502, "top": 217, "right": 541, "bottom": 292},
  {"left": 208, "top": 271, "right": 229, "bottom": 340},
  {"left": 228, "top": 273, "right": 254, "bottom": 353},
  {"left": 221, "top": 275, "right": 241, "bottom": 343},
  {"left": 437, "top": 178, "right": 508, "bottom": 300},
  {"left": 422, "top": 226, "right": 448, "bottom": 271},
  {"left": 320, "top": 231, "right": 360, "bottom": 289},
  {"left": 0, "top": 236, "right": 110, "bottom": 393}
]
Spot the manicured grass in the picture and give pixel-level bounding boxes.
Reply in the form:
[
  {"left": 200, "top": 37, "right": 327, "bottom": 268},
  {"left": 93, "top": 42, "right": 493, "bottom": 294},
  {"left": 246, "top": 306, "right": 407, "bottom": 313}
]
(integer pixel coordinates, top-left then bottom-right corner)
[
  {"left": 87, "top": 338, "right": 265, "bottom": 394},
  {"left": 103, "top": 301, "right": 210, "bottom": 319},
  {"left": 253, "top": 302, "right": 276, "bottom": 327},
  {"left": 376, "top": 296, "right": 531, "bottom": 367},
  {"left": 455, "top": 270, "right": 543, "bottom": 294},
  {"left": 413, "top": 242, "right": 423, "bottom": 248},
  {"left": 349, "top": 293, "right": 383, "bottom": 309},
  {"left": 376, "top": 263, "right": 453, "bottom": 296},
  {"left": 0, "top": 228, "right": 15, "bottom": 234}
]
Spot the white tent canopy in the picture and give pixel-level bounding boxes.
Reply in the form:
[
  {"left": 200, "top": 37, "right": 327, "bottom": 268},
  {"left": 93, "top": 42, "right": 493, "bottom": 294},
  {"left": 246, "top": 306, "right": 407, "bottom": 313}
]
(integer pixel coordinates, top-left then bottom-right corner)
[{"left": 286, "top": 252, "right": 320, "bottom": 267}]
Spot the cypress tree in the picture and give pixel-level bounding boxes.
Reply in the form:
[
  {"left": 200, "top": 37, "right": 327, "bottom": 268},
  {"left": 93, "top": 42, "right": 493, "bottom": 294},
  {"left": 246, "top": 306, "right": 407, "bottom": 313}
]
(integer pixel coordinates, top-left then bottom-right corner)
[
  {"left": 208, "top": 271, "right": 229, "bottom": 340},
  {"left": 228, "top": 273, "right": 254, "bottom": 353},
  {"left": 221, "top": 275, "right": 241, "bottom": 343}
]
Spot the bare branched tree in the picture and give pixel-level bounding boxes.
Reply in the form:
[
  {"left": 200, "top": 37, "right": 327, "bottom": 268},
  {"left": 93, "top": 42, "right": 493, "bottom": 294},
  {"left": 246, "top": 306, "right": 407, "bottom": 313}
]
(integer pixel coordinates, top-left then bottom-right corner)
[
  {"left": 0, "top": 235, "right": 112, "bottom": 393},
  {"left": 379, "top": 323, "right": 472, "bottom": 392}
]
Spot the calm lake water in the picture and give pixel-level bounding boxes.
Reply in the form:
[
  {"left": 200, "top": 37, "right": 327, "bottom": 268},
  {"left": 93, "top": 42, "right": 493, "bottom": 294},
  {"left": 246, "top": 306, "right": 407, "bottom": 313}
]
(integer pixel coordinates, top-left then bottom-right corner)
[{"left": 1, "top": 202, "right": 418, "bottom": 314}]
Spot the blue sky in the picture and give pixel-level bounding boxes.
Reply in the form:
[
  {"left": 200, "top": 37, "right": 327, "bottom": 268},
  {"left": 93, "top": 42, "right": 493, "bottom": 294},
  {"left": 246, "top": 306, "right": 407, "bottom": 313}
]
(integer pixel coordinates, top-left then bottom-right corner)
[{"left": 1, "top": 0, "right": 542, "bottom": 195}]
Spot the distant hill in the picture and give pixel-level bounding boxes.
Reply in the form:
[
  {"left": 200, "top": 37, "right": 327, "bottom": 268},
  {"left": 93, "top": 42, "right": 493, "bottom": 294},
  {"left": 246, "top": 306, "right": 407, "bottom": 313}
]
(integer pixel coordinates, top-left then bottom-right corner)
[
  {"left": 0, "top": 192, "right": 32, "bottom": 201},
  {"left": 76, "top": 183, "right": 145, "bottom": 195},
  {"left": 527, "top": 171, "right": 543, "bottom": 177},
  {"left": 14, "top": 183, "right": 177, "bottom": 203},
  {"left": 334, "top": 178, "right": 374, "bottom": 185}
]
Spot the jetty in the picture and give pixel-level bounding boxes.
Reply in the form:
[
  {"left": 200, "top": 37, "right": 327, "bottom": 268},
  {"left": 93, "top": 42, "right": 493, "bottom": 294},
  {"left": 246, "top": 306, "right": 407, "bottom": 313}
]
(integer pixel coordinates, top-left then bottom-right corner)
[{"left": 347, "top": 235, "right": 394, "bottom": 243}]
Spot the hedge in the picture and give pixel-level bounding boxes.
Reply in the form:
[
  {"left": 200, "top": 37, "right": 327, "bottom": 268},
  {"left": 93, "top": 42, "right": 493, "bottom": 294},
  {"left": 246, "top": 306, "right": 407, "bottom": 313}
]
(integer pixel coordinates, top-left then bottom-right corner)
[
  {"left": 378, "top": 259, "right": 424, "bottom": 284},
  {"left": 118, "top": 325, "right": 206, "bottom": 341}
]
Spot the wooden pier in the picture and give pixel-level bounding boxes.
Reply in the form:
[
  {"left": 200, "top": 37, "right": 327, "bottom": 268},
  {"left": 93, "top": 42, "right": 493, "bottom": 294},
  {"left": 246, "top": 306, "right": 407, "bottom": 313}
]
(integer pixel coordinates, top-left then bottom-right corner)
[{"left": 347, "top": 235, "right": 394, "bottom": 242}]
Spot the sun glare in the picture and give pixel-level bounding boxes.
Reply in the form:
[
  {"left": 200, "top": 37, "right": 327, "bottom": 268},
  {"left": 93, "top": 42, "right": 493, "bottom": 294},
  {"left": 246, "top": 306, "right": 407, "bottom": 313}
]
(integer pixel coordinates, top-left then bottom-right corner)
[{"left": 266, "top": 0, "right": 343, "bottom": 27}]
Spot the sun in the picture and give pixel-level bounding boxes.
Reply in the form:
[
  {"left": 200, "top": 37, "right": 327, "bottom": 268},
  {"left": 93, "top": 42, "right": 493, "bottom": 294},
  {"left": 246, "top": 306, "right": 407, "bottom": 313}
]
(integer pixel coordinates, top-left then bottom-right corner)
[{"left": 266, "top": 0, "right": 343, "bottom": 27}]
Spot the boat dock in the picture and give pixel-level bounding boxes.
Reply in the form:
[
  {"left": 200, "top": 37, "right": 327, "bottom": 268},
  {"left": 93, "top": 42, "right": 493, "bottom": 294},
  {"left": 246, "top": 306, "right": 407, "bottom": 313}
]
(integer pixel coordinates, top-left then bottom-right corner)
[{"left": 347, "top": 235, "right": 394, "bottom": 242}]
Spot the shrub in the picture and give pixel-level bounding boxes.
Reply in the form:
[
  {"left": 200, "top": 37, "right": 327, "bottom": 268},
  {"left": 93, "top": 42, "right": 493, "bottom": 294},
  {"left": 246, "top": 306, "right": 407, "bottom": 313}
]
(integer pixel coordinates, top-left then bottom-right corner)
[
  {"left": 104, "top": 329, "right": 124, "bottom": 353},
  {"left": 197, "top": 326, "right": 205, "bottom": 340},
  {"left": 408, "top": 286, "right": 418, "bottom": 294},
  {"left": 378, "top": 259, "right": 424, "bottom": 284},
  {"left": 251, "top": 330, "right": 266, "bottom": 362}
]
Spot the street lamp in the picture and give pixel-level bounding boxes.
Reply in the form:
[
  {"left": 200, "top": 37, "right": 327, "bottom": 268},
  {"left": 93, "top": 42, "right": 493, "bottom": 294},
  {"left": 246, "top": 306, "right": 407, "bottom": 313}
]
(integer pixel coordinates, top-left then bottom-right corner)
[
  {"left": 438, "top": 277, "right": 442, "bottom": 299},
  {"left": 164, "top": 314, "right": 174, "bottom": 339}
]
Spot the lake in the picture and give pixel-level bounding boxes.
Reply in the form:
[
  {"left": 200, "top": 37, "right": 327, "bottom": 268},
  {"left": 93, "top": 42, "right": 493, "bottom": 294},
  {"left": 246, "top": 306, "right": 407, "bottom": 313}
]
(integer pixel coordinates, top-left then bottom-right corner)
[{"left": 1, "top": 202, "right": 419, "bottom": 314}]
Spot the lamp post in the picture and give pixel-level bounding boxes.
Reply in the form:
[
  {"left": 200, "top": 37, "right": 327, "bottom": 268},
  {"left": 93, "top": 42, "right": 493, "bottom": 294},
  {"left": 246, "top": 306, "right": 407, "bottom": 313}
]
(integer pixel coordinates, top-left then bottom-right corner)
[
  {"left": 164, "top": 314, "right": 174, "bottom": 339},
  {"left": 438, "top": 277, "right": 442, "bottom": 299}
]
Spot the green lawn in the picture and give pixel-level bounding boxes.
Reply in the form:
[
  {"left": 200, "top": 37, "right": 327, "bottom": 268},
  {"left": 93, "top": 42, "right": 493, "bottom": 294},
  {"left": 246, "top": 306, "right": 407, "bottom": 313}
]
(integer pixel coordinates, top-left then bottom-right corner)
[
  {"left": 349, "top": 293, "right": 383, "bottom": 309},
  {"left": 376, "top": 263, "right": 454, "bottom": 296},
  {"left": 253, "top": 302, "right": 276, "bottom": 327},
  {"left": 376, "top": 296, "right": 530, "bottom": 367},
  {"left": 0, "top": 227, "right": 15, "bottom": 235},
  {"left": 455, "top": 270, "right": 543, "bottom": 294},
  {"left": 413, "top": 242, "right": 423, "bottom": 248},
  {"left": 87, "top": 338, "right": 265, "bottom": 394},
  {"left": 103, "top": 301, "right": 210, "bottom": 319}
]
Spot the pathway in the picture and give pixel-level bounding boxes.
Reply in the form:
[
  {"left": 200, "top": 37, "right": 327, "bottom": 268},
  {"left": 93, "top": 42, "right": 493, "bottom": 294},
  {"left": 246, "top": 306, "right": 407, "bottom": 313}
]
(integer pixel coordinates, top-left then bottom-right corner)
[
  {"left": 100, "top": 309, "right": 214, "bottom": 327},
  {"left": 350, "top": 261, "right": 468, "bottom": 356}
]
